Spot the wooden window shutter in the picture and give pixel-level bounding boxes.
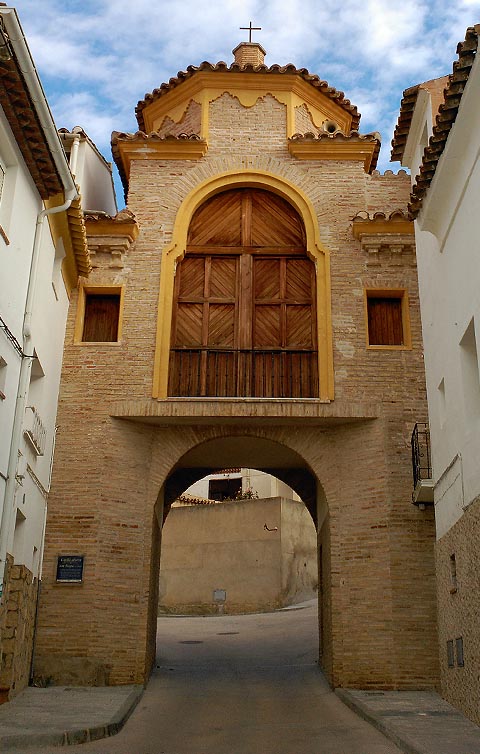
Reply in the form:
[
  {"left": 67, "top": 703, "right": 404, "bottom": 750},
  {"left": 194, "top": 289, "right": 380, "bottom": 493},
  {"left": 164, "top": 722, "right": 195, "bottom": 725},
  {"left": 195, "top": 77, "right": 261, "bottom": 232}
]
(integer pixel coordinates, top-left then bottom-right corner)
[
  {"left": 367, "top": 296, "right": 404, "bottom": 346},
  {"left": 82, "top": 294, "right": 120, "bottom": 342}
]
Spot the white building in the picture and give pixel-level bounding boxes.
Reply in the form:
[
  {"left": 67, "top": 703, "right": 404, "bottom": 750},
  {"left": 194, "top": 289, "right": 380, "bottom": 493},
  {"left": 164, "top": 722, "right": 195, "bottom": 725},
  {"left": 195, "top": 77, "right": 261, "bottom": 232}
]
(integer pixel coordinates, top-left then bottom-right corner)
[
  {"left": 0, "top": 7, "right": 116, "bottom": 699},
  {"left": 391, "top": 24, "right": 480, "bottom": 724},
  {"left": 182, "top": 469, "right": 300, "bottom": 502}
]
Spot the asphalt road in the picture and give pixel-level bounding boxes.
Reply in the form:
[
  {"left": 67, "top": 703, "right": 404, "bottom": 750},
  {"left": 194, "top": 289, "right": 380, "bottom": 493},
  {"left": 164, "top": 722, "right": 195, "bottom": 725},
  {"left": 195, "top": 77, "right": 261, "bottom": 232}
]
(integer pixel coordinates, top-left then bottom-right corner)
[{"left": 17, "top": 599, "right": 401, "bottom": 754}]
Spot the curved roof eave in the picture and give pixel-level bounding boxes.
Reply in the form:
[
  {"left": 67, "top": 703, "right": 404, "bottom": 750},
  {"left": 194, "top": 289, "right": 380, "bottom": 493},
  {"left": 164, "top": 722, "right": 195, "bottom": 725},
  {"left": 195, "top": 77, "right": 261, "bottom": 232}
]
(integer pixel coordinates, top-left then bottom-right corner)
[{"left": 135, "top": 60, "right": 361, "bottom": 133}]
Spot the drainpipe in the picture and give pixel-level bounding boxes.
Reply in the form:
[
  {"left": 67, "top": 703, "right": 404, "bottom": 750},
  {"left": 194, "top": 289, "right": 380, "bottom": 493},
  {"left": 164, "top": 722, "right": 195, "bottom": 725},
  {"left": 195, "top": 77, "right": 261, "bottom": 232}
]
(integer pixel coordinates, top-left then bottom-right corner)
[
  {"left": 0, "top": 7, "right": 79, "bottom": 595},
  {"left": 68, "top": 133, "right": 80, "bottom": 178}
]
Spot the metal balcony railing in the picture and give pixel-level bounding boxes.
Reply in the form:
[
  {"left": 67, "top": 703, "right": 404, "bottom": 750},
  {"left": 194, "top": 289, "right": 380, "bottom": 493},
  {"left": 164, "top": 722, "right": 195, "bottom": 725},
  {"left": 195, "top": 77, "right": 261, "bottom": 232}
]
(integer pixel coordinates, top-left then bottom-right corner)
[
  {"left": 168, "top": 348, "right": 319, "bottom": 398},
  {"left": 24, "top": 405, "right": 47, "bottom": 456},
  {"left": 411, "top": 422, "right": 433, "bottom": 505}
]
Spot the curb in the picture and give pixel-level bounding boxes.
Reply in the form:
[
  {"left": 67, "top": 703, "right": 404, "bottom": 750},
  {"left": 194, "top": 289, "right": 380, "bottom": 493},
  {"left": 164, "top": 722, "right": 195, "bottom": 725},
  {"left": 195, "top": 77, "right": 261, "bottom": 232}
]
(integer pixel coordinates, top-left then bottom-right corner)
[
  {"left": 0, "top": 685, "right": 143, "bottom": 750},
  {"left": 335, "top": 688, "right": 423, "bottom": 754}
]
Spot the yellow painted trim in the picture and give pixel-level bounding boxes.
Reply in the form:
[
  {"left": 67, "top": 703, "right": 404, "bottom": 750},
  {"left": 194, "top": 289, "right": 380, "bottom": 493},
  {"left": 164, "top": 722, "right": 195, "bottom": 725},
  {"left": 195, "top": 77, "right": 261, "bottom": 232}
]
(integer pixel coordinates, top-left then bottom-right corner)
[
  {"left": 45, "top": 194, "right": 76, "bottom": 296},
  {"left": 352, "top": 219, "right": 414, "bottom": 239},
  {"left": 200, "top": 95, "right": 209, "bottom": 141},
  {"left": 73, "top": 283, "right": 125, "bottom": 345},
  {"left": 44, "top": 193, "right": 90, "bottom": 296},
  {"left": 116, "top": 139, "right": 208, "bottom": 180},
  {"left": 143, "top": 72, "right": 353, "bottom": 137},
  {"left": 292, "top": 97, "right": 329, "bottom": 133},
  {"left": 364, "top": 288, "right": 412, "bottom": 350},
  {"left": 154, "top": 96, "right": 203, "bottom": 127},
  {"left": 152, "top": 169, "right": 334, "bottom": 402},
  {"left": 288, "top": 139, "right": 378, "bottom": 172}
]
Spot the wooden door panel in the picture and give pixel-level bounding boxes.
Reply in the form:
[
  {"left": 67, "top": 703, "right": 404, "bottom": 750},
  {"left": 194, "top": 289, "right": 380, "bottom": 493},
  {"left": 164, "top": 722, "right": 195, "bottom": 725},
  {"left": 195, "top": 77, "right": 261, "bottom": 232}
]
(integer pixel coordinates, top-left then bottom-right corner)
[
  {"left": 208, "top": 304, "right": 235, "bottom": 347},
  {"left": 254, "top": 258, "right": 281, "bottom": 300},
  {"left": 168, "top": 350, "right": 202, "bottom": 396},
  {"left": 253, "top": 351, "right": 280, "bottom": 397},
  {"left": 209, "top": 257, "right": 237, "bottom": 298},
  {"left": 286, "top": 259, "right": 313, "bottom": 301},
  {"left": 206, "top": 352, "right": 236, "bottom": 397},
  {"left": 287, "top": 353, "right": 318, "bottom": 397},
  {"left": 178, "top": 256, "right": 205, "bottom": 298},
  {"left": 286, "top": 306, "right": 314, "bottom": 347},
  {"left": 170, "top": 188, "right": 318, "bottom": 397},
  {"left": 254, "top": 305, "right": 282, "bottom": 347},
  {"left": 251, "top": 191, "right": 305, "bottom": 247},
  {"left": 188, "top": 191, "right": 242, "bottom": 246},
  {"left": 174, "top": 303, "right": 203, "bottom": 346}
]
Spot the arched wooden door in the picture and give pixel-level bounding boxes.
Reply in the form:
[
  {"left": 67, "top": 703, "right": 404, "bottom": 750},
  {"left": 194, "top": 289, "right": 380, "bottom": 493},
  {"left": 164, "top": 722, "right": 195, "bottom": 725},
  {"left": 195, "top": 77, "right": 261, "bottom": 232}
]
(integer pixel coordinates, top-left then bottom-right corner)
[{"left": 168, "top": 188, "right": 318, "bottom": 397}]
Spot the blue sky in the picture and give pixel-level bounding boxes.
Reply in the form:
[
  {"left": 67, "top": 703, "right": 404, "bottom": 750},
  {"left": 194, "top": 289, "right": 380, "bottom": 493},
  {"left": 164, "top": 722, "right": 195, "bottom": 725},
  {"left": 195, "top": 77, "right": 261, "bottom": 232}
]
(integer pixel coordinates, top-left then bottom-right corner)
[{"left": 13, "top": 0, "right": 480, "bottom": 208}]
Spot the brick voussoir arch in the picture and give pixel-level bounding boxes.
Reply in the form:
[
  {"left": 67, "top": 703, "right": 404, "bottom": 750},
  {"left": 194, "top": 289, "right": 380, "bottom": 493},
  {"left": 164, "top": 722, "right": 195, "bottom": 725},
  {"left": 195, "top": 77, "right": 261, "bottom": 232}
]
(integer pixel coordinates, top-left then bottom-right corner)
[{"left": 148, "top": 423, "right": 336, "bottom": 526}]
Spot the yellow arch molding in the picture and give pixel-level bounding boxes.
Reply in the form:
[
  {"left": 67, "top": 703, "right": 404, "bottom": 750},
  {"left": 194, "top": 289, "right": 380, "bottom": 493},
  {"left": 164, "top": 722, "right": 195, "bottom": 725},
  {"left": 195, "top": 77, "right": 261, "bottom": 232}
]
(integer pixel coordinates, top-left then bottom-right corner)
[{"left": 152, "top": 169, "right": 334, "bottom": 402}]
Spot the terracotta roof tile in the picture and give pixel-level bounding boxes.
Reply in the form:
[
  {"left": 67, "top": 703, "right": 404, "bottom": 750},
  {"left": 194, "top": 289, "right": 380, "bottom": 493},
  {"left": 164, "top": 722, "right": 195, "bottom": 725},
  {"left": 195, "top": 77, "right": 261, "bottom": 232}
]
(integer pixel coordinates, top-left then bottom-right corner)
[
  {"left": 289, "top": 130, "right": 381, "bottom": 172},
  {"left": 84, "top": 208, "right": 136, "bottom": 223},
  {"left": 390, "top": 85, "right": 421, "bottom": 163},
  {"left": 111, "top": 132, "right": 205, "bottom": 199},
  {"left": 352, "top": 209, "right": 410, "bottom": 223},
  {"left": 65, "top": 195, "right": 90, "bottom": 277},
  {"left": 0, "top": 57, "right": 63, "bottom": 198},
  {"left": 135, "top": 60, "right": 360, "bottom": 133},
  {"left": 409, "top": 25, "right": 480, "bottom": 219}
]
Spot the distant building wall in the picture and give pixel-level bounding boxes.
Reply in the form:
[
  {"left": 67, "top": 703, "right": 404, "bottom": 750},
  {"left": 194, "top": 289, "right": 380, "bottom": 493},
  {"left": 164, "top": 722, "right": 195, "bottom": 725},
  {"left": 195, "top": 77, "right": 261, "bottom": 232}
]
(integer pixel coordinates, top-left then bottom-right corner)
[{"left": 159, "top": 497, "right": 317, "bottom": 614}]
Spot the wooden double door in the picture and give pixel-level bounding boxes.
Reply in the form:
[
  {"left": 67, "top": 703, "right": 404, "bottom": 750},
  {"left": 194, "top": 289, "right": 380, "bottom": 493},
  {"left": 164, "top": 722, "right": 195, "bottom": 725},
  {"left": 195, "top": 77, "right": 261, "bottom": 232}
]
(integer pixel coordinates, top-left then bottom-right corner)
[{"left": 168, "top": 188, "right": 318, "bottom": 397}]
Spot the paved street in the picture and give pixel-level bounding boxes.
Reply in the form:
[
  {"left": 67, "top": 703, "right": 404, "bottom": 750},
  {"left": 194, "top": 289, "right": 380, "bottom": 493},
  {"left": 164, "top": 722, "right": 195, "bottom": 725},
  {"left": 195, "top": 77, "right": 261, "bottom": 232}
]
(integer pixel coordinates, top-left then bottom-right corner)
[{"left": 14, "top": 599, "right": 401, "bottom": 754}]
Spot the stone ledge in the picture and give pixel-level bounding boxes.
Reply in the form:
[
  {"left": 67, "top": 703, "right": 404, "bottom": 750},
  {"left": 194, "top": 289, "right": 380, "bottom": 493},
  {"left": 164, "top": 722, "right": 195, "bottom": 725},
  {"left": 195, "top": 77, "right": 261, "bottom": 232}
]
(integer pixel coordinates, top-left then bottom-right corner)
[{"left": 110, "top": 398, "right": 379, "bottom": 425}]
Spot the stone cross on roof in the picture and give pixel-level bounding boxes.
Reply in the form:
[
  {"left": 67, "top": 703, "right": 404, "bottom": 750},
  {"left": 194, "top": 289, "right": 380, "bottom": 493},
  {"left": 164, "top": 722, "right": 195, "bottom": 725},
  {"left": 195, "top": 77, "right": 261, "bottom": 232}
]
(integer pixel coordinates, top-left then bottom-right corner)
[{"left": 240, "top": 21, "right": 262, "bottom": 43}]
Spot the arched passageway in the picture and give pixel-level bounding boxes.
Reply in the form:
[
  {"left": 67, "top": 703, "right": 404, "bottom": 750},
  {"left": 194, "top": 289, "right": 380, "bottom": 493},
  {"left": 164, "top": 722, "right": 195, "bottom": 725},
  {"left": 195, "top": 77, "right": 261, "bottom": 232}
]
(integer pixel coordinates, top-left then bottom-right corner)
[
  {"left": 34, "top": 417, "right": 438, "bottom": 692},
  {"left": 158, "top": 465, "right": 319, "bottom": 616},
  {"left": 149, "top": 434, "right": 328, "bottom": 676}
]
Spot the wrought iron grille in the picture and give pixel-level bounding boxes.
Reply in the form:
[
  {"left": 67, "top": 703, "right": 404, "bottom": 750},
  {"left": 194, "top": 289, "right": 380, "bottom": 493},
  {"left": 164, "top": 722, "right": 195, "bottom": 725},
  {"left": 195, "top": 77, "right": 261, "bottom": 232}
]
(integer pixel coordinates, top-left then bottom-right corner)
[
  {"left": 169, "top": 348, "right": 319, "bottom": 398},
  {"left": 411, "top": 422, "right": 432, "bottom": 488},
  {"left": 24, "top": 405, "right": 47, "bottom": 456}
]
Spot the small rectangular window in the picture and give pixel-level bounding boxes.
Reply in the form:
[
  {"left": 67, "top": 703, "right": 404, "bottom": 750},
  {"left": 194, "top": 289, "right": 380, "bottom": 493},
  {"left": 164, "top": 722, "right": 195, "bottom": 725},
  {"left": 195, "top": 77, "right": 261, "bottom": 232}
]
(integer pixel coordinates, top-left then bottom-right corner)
[
  {"left": 208, "top": 478, "right": 242, "bottom": 501},
  {"left": 447, "top": 640, "right": 455, "bottom": 668},
  {"left": 459, "top": 318, "right": 480, "bottom": 418},
  {"left": 438, "top": 378, "right": 446, "bottom": 428},
  {"left": 0, "top": 355, "right": 6, "bottom": 399},
  {"left": 449, "top": 553, "right": 457, "bottom": 593},
  {"left": 365, "top": 289, "right": 410, "bottom": 348},
  {"left": 74, "top": 286, "right": 124, "bottom": 344},
  {"left": 82, "top": 294, "right": 120, "bottom": 342}
]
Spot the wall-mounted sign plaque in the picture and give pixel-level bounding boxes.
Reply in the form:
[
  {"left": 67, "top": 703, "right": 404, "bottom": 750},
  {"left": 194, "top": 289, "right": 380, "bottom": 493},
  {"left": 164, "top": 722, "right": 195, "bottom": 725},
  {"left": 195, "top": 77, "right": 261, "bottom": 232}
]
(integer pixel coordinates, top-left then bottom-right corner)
[{"left": 56, "top": 555, "right": 84, "bottom": 583}]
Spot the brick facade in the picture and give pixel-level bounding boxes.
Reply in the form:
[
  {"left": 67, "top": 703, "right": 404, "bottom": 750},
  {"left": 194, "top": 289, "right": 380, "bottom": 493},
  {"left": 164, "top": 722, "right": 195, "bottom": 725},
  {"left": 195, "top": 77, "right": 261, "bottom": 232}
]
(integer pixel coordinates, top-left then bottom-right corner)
[{"left": 33, "top": 74, "right": 439, "bottom": 690}]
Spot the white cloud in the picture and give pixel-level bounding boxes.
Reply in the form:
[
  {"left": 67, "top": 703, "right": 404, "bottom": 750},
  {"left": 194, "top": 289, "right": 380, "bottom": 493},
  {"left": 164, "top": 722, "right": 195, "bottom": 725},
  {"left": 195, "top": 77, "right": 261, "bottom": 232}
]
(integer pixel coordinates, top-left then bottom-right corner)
[{"left": 11, "top": 0, "right": 480, "bottom": 193}]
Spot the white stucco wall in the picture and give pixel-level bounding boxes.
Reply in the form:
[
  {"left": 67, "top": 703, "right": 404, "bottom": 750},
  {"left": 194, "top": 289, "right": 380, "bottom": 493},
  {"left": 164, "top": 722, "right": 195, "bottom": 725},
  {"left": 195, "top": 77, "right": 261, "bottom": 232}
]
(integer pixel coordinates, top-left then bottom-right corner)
[
  {"left": 0, "top": 114, "right": 106, "bottom": 575},
  {"left": 184, "top": 469, "right": 299, "bottom": 501},
  {"left": 0, "top": 108, "right": 46, "bottom": 572},
  {"left": 73, "top": 139, "right": 117, "bottom": 216},
  {"left": 410, "top": 54, "right": 480, "bottom": 539}
]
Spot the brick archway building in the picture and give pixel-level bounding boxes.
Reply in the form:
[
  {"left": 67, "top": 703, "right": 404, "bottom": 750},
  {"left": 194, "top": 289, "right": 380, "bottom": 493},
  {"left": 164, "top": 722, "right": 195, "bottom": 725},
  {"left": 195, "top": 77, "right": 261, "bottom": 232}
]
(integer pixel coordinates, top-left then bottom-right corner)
[{"left": 34, "top": 42, "right": 439, "bottom": 690}]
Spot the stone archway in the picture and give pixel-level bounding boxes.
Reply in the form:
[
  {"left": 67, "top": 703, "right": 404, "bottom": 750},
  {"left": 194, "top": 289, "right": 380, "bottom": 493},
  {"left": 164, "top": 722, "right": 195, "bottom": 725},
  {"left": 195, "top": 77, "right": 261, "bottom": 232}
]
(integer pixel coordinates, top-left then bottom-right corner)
[
  {"left": 34, "top": 414, "right": 438, "bottom": 692},
  {"left": 158, "top": 439, "right": 320, "bottom": 622}
]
